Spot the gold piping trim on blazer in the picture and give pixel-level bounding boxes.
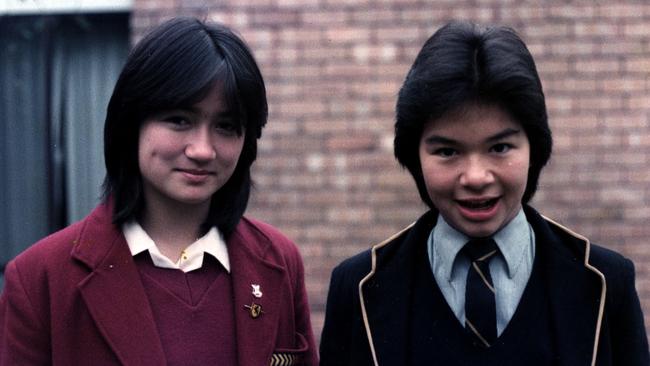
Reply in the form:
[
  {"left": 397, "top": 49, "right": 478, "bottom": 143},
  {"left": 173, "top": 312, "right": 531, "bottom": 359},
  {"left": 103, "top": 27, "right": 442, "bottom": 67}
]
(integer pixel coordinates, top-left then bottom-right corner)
[
  {"left": 543, "top": 215, "right": 606, "bottom": 366},
  {"left": 359, "top": 223, "right": 414, "bottom": 366},
  {"left": 359, "top": 216, "right": 606, "bottom": 366}
]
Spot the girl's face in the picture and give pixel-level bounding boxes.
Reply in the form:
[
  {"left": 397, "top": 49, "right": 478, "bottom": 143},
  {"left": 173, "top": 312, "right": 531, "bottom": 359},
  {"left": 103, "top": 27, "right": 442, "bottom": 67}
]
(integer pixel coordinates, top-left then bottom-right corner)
[
  {"left": 138, "top": 82, "right": 245, "bottom": 212},
  {"left": 418, "top": 103, "right": 530, "bottom": 238}
]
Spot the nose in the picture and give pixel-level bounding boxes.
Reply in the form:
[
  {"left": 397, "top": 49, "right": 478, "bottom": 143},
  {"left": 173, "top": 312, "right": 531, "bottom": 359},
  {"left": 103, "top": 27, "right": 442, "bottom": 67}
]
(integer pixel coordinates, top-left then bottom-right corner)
[
  {"left": 459, "top": 155, "right": 494, "bottom": 190},
  {"left": 185, "top": 126, "right": 217, "bottom": 162}
]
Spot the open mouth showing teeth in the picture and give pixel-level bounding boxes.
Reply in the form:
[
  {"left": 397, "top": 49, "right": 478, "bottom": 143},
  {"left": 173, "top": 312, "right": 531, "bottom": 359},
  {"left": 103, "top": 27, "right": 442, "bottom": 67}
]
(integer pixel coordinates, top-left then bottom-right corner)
[{"left": 457, "top": 198, "right": 499, "bottom": 210}]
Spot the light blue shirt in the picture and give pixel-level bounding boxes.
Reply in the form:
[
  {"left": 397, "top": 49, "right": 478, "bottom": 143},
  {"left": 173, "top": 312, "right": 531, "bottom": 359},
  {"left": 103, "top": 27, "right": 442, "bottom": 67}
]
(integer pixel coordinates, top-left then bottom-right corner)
[{"left": 427, "top": 209, "right": 535, "bottom": 336}]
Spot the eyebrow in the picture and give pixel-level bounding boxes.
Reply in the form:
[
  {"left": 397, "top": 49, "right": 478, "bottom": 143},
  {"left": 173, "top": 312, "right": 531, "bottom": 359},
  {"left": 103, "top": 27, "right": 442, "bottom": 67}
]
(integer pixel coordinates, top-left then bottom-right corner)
[
  {"left": 423, "top": 127, "right": 522, "bottom": 145},
  {"left": 183, "top": 106, "right": 233, "bottom": 119},
  {"left": 486, "top": 128, "right": 522, "bottom": 142}
]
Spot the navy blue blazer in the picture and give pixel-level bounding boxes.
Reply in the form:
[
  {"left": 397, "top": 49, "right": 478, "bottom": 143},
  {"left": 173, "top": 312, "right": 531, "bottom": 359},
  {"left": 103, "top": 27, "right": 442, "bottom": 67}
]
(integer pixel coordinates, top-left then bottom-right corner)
[{"left": 320, "top": 206, "right": 649, "bottom": 366}]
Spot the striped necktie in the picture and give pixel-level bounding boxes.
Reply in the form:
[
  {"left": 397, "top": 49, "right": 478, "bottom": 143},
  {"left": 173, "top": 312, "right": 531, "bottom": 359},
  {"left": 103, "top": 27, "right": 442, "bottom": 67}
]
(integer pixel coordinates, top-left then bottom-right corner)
[{"left": 463, "top": 238, "right": 499, "bottom": 348}]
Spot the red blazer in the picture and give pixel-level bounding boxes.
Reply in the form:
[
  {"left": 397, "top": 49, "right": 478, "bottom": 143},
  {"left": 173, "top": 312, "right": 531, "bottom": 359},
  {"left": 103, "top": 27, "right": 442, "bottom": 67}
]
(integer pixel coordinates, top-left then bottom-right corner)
[{"left": 0, "top": 202, "right": 318, "bottom": 366}]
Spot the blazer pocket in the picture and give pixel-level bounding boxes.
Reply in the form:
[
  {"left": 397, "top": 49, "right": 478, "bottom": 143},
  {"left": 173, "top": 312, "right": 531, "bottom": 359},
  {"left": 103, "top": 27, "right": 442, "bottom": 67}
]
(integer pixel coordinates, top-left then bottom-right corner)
[{"left": 270, "top": 332, "right": 309, "bottom": 366}]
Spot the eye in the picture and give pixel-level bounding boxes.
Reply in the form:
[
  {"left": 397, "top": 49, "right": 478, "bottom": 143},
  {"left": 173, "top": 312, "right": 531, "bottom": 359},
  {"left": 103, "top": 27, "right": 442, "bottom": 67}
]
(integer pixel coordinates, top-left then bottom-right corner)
[
  {"left": 433, "top": 147, "right": 458, "bottom": 158},
  {"left": 215, "top": 119, "right": 242, "bottom": 137},
  {"left": 490, "top": 143, "right": 513, "bottom": 154},
  {"left": 163, "top": 115, "right": 191, "bottom": 127}
]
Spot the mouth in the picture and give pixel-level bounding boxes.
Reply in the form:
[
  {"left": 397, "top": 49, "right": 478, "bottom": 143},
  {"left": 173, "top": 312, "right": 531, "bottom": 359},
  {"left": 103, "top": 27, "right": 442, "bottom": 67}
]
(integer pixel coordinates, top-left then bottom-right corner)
[
  {"left": 177, "top": 168, "right": 214, "bottom": 176},
  {"left": 456, "top": 197, "right": 500, "bottom": 210},
  {"left": 176, "top": 168, "right": 215, "bottom": 184}
]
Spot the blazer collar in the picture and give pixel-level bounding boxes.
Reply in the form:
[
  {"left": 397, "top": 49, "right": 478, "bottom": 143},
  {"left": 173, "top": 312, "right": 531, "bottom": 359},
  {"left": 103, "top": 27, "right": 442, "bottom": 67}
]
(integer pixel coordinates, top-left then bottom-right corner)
[
  {"left": 360, "top": 207, "right": 606, "bottom": 366},
  {"left": 70, "top": 204, "right": 288, "bottom": 366}
]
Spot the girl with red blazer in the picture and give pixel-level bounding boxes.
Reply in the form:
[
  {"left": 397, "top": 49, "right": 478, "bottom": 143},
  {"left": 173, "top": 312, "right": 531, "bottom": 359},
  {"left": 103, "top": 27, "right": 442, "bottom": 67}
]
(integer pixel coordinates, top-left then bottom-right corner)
[{"left": 0, "top": 17, "right": 317, "bottom": 366}]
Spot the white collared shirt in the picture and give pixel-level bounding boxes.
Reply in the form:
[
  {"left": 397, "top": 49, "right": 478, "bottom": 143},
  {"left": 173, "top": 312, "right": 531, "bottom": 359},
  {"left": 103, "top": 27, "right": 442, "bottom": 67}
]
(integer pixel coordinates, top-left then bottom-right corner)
[
  {"left": 122, "top": 221, "right": 230, "bottom": 273},
  {"left": 427, "top": 209, "right": 535, "bottom": 335}
]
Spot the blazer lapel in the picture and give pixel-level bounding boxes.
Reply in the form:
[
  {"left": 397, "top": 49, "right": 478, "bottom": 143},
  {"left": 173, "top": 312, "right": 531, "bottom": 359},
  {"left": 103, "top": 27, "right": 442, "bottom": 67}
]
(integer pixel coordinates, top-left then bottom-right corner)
[
  {"left": 544, "top": 252, "right": 601, "bottom": 365},
  {"left": 527, "top": 208, "right": 604, "bottom": 366},
  {"left": 361, "top": 211, "right": 437, "bottom": 365},
  {"left": 362, "top": 250, "right": 412, "bottom": 365},
  {"left": 228, "top": 226, "right": 287, "bottom": 366},
  {"left": 72, "top": 204, "right": 166, "bottom": 365}
]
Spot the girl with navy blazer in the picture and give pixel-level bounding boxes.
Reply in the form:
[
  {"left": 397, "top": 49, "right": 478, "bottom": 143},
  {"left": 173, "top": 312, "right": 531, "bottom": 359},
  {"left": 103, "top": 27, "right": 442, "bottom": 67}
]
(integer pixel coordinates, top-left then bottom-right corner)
[
  {"left": 320, "top": 21, "right": 648, "bottom": 366},
  {"left": 0, "top": 17, "right": 317, "bottom": 365}
]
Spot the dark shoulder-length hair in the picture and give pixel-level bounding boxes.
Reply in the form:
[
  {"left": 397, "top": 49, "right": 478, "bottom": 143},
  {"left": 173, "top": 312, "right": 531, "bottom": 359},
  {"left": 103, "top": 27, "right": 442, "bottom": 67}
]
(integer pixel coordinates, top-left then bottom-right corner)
[
  {"left": 102, "top": 17, "right": 267, "bottom": 238},
  {"left": 394, "top": 21, "right": 552, "bottom": 208}
]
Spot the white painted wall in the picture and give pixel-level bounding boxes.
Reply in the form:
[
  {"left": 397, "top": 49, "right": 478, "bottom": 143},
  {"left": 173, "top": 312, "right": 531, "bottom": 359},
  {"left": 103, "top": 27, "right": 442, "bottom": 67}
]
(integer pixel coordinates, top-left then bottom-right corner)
[{"left": 0, "top": 0, "right": 131, "bottom": 14}]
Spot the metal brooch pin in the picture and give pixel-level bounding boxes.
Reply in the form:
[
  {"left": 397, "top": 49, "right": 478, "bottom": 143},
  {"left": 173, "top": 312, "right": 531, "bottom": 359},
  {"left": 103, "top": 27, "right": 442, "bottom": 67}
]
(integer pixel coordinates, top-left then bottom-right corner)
[
  {"left": 251, "top": 284, "right": 263, "bottom": 298},
  {"left": 244, "top": 302, "right": 264, "bottom": 319}
]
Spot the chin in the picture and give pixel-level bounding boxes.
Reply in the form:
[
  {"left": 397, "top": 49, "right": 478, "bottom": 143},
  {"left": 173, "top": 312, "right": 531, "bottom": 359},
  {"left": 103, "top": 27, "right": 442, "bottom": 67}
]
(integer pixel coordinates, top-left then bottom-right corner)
[
  {"left": 460, "top": 224, "right": 500, "bottom": 239},
  {"left": 174, "top": 194, "right": 213, "bottom": 206}
]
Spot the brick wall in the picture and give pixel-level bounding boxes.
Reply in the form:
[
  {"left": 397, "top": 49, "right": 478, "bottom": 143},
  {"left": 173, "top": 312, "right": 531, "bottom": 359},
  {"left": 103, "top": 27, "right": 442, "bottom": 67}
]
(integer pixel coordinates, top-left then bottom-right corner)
[{"left": 132, "top": 0, "right": 650, "bottom": 341}]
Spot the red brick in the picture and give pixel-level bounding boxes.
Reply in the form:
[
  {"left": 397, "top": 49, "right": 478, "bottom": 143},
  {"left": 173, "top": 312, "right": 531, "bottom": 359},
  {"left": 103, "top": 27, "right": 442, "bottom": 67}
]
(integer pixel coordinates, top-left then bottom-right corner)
[
  {"left": 628, "top": 96, "right": 650, "bottom": 109},
  {"left": 498, "top": 6, "right": 546, "bottom": 21},
  {"left": 575, "top": 96, "right": 624, "bottom": 111},
  {"left": 324, "top": 0, "right": 371, "bottom": 5},
  {"left": 326, "top": 134, "right": 377, "bottom": 152},
  {"left": 325, "top": 27, "right": 371, "bottom": 43},
  {"left": 598, "top": 4, "right": 650, "bottom": 18},
  {"left": 376, "top": 26, "right": 421, "bottom": 42},
  {"left": 301, "top": 10, "right": 349, "bottom": 26},
  {"left": 624, "top": 22, "right": 650, "bottom": 37},
  {"left": 601, "top": 113, "right": 648, "bottom": 128},
  {"left": 300, "top": 46, "right": 348, "bottom": 62},
  {"left": 524, "top": 23, "right": 571, "bottom": 38},
  {"left": 601, "top": 40, "right": 649, "bottom": 55},
  {"left": 626, "top": 58, "right": 650, "bottom": 73},
  {"left": 135, "top": 0, "right": 176, "bottom": 10},
  {"left": 277, "top": 100, "right": 326, "bottom": 117},
  {"left": 550, "top": 41, "right": 598, "bottom": 56},
  {"left": 352, "top": 8, "right": 397, "bottom": 24},
  {"left": 599, "top": 78, "right": 647, "bottom": 92},
  {"left": 304, "top": 118, "right": 349, "bottom": 134},
  {"left": 324, "top": 63, "right": 372, "bottom": 79},
  {"left": 278, "top": 28, "right": 323, "bottom": 45},
  {"left": 574, "top": 59, "right": 621, "bottom": 74},
  {"left": 548, "top": 4, "right": 596, "bottom": 18},
  {"left": 276, "top": 0, "right": 318, "bottom": 7},
  {"left": 545, "top": 96, "right": 574, "bottom": 112},
  {"left": 574, "top": 22, "right": 620, "bottom": 38},
  {"left": 545, "top": 77, "right": 598, "bottom": 92},
  {"left": 249, "top": 9, "right": 300, "bottom": 26},
  {"left": 228, "top": 0, "right": 273, "bottom": 7},
  {"left": 537, "top": 60, "right": 570, "bottom": 75}
]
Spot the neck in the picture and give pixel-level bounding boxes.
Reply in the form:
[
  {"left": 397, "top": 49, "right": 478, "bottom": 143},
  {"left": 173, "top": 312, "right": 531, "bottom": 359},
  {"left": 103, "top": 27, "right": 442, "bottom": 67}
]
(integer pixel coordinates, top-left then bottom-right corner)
[{"left": 139, "top": 196, "right": 211, "bottom": 262}]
